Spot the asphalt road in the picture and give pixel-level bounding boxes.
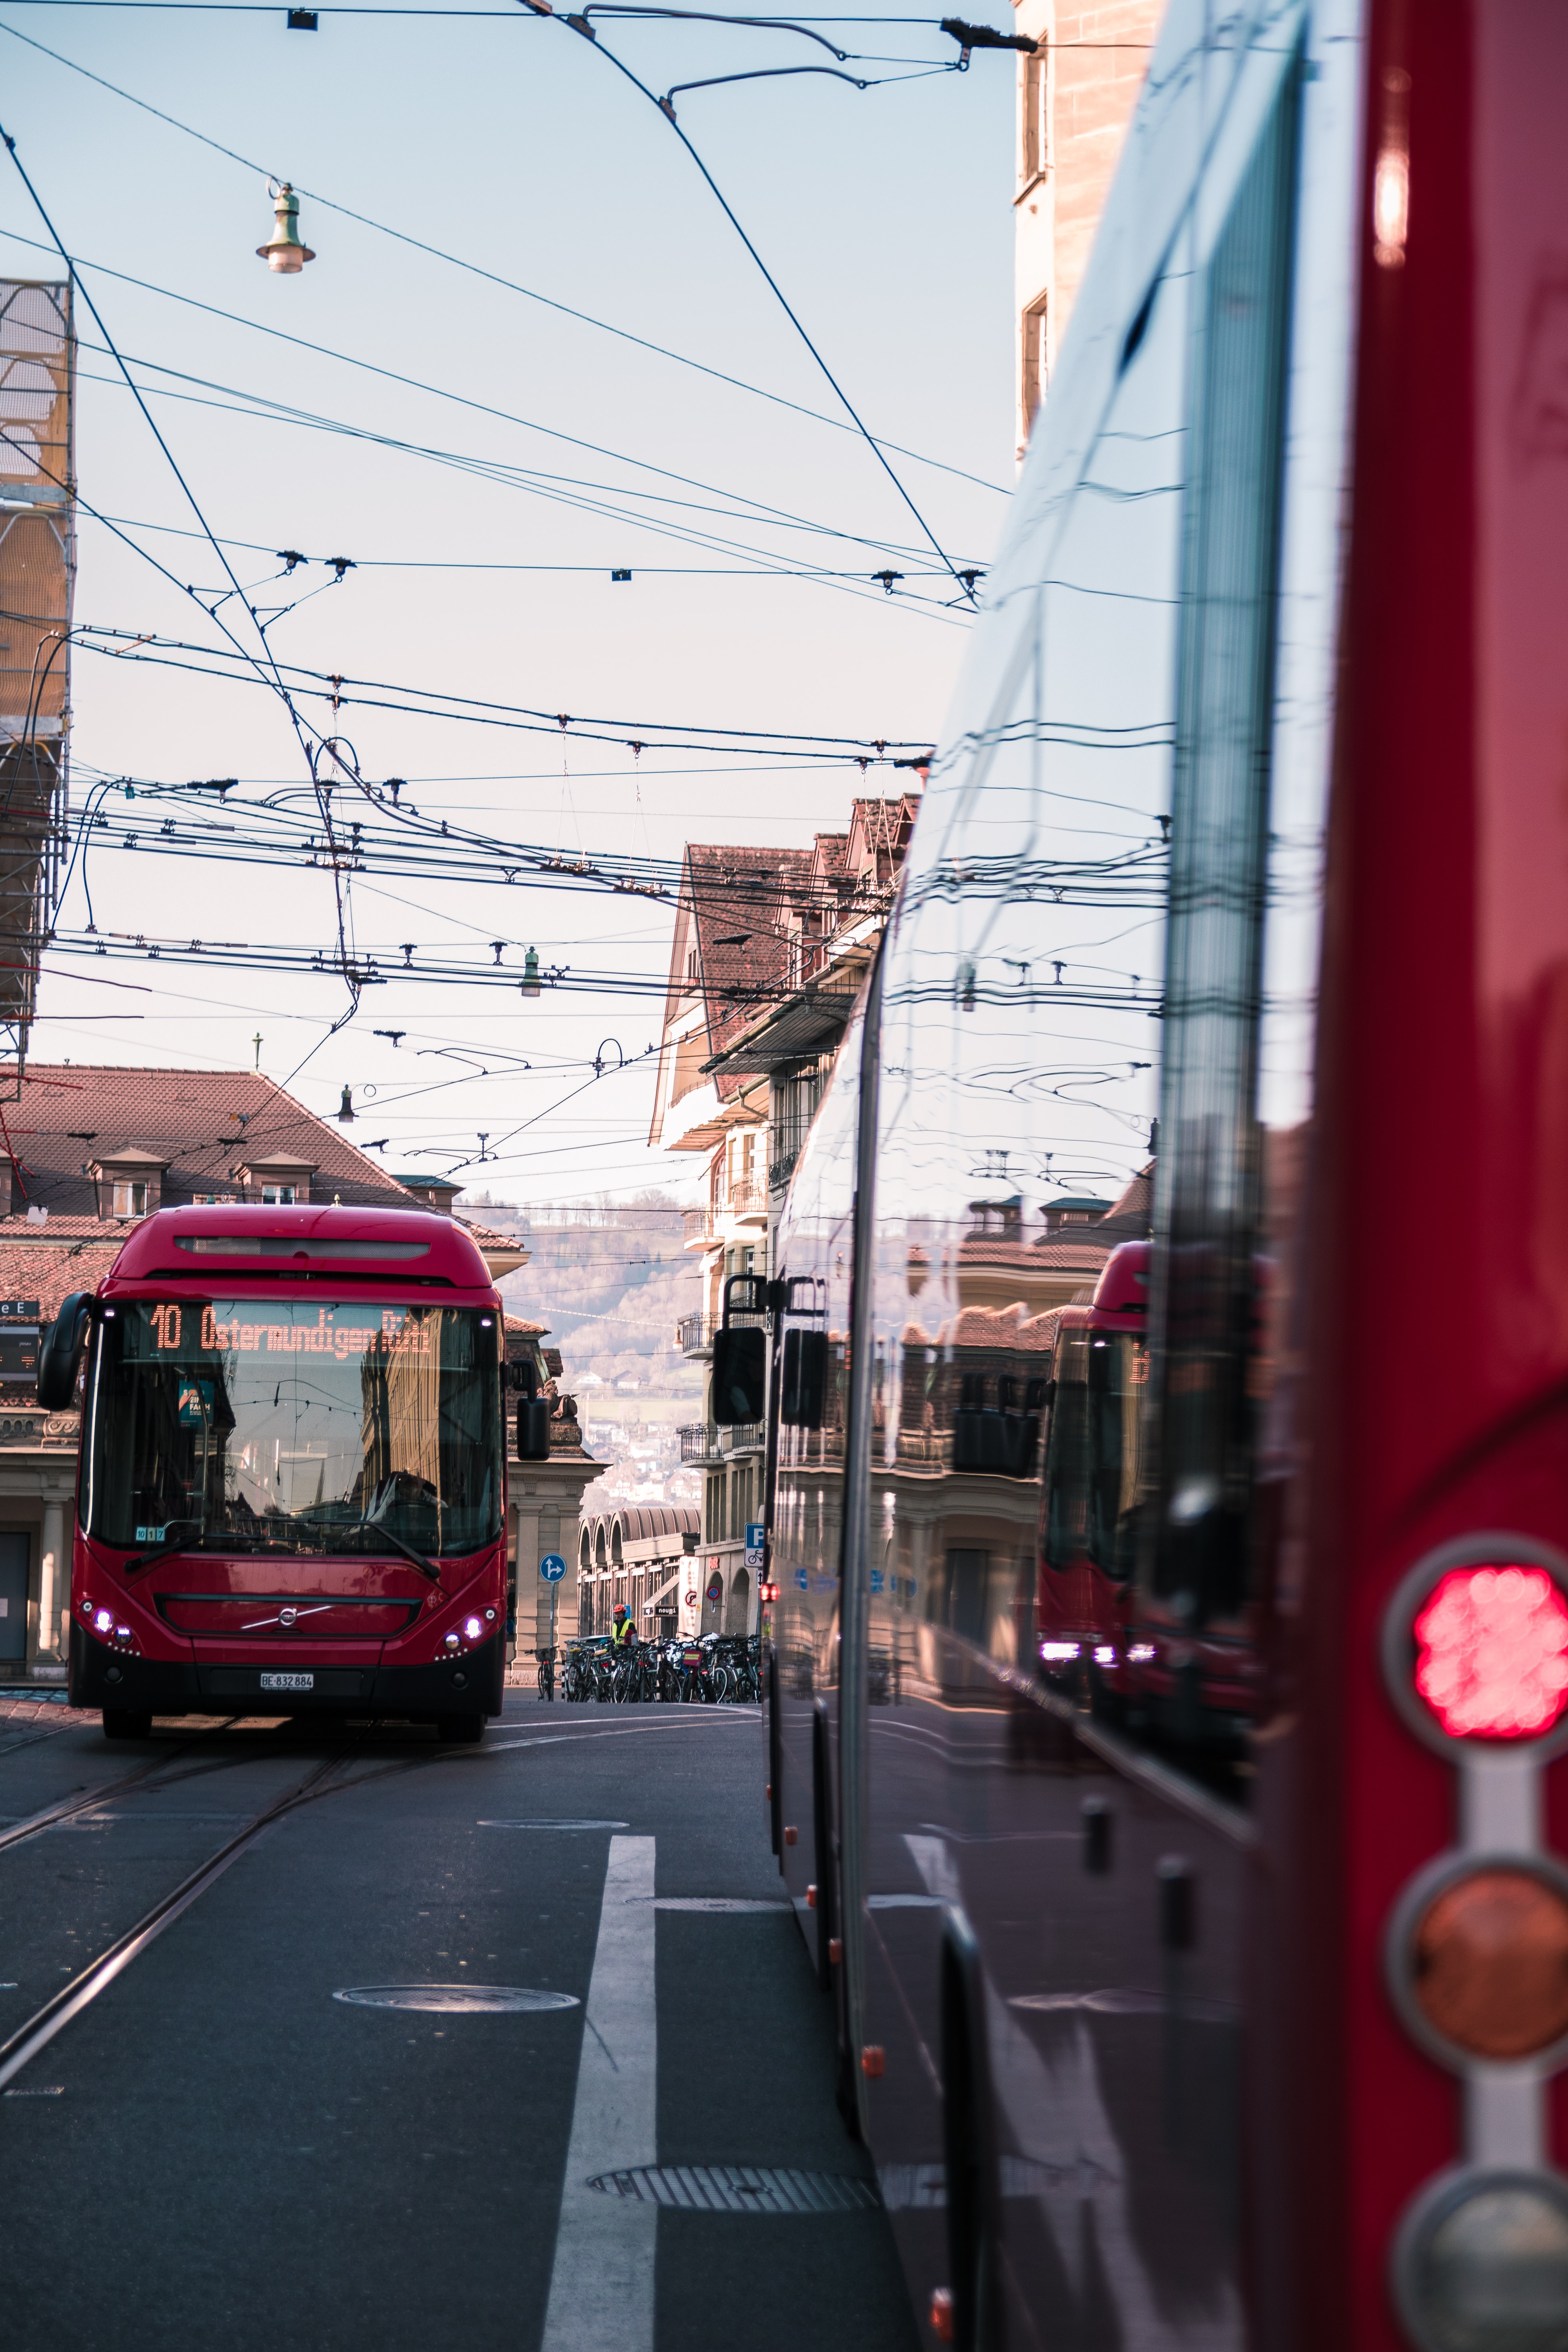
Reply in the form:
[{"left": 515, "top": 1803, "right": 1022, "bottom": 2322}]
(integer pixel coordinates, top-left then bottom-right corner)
[{"left": 0, "top": 1694, "right": 920, "bottom": 2352}]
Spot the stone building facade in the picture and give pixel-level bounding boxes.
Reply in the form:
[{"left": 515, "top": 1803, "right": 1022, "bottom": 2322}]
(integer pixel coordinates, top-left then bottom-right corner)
[{"left": 1012, "top": 0, "right": 1163, "bottom": 457}]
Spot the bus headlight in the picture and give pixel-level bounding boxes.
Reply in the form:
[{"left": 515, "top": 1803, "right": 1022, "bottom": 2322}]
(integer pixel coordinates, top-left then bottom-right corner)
[
  {"left": 444, "top": 1631, "right": 460, "bottom": 1651},
  {"left": 464, "top": 1616, "right": 483, "bottom": 1642},
  {"left": 1395, "top": 2170, "right": 1568, "bottom": 2352}
]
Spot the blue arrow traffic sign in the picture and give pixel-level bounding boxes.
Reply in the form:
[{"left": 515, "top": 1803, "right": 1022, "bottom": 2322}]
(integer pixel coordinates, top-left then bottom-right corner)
[{"left": 539, "top": 1553, "right": 567, "bottom": 1583}]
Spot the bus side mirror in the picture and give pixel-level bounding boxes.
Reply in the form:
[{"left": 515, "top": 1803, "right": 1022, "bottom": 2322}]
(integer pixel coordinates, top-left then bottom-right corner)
[
  {"left": 517, "top": 1399, "right": 551, "bottom": 1459},
  {"left": 512, "top": 1354, "right": 551, "bottom": 1459},
  {"left": 781, "top": 1327, "right": 827, "bottom": 1428},
  {"left": 37, "top": 1291, "right": 93, "bottom": 1411},
  {"left": 712, "top": 1325, "right": 766, "bottom": 1425}
]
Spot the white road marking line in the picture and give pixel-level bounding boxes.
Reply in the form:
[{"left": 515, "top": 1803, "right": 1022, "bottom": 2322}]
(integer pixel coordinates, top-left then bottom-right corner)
[
  {"left": 485, "top": 1717, "right": 756, "bottom": 1754},
  {"left": 540, "top": 1834, "right": 657, "bottom": 2352},
  {"left": 649, "top": 1898, "right": 788, "bottom": 1913},
  {"left": 479, "top": 1820, "right": 631, "bottom": 1831}
]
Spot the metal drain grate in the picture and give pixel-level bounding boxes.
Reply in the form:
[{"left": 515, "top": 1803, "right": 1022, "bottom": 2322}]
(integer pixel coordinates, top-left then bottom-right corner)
[{"left": 588, "top": 2166, "right": 880, "bottom": 2214}]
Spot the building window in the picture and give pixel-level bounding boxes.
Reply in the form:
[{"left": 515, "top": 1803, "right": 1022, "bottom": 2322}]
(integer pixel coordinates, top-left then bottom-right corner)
[
  {"left": 111, "top": 1181, "right": 147, "bottom": 1218},
  {"left": 1020, "top": 45, "right": 1047, "bottom": 185},
  {"left": 1021, "top": 294, "right": 1049, "bottom": 444},
  {"left": 261, "top": 1184, "right": 296, "bottom": 1205},
  {"left": 687, "top": 947, "right": 699, "bottom": 982}
]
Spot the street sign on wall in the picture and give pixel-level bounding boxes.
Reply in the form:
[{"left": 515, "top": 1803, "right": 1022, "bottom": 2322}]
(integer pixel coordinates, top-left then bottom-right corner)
[{"left": 744, "top": 1522, "right": 765, "bottom": 1568}]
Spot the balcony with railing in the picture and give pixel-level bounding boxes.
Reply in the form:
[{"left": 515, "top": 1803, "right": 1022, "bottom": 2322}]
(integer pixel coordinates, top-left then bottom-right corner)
[
  {"left": 678, "top": 1418, "right": 765, "bottom": 1462},
  {"left": 676, "top": 1313, "right": 714, "bottom": 1357},
  {"left": 682, "top": 1177, "right": 769, "bottom": 1249}
]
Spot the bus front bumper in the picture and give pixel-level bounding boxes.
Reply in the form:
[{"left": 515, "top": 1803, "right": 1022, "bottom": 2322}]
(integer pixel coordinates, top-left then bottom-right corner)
[{"left": 68, "top": 1618, "right": 505, "bottom": 1718}]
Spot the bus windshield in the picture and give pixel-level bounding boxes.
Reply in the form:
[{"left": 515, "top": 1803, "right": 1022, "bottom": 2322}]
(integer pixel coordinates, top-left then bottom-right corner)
[
  {"left": 1042, "top": 1327, "right": 1148, "bottom": 1580},
  {"left": 82, "top": 1298, "right": 502, "bottom": 1559}
]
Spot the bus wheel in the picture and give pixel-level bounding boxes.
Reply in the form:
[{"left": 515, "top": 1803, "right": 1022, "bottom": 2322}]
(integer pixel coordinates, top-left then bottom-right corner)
[
  {"left": 102, "top": 1709, "right": 152, "bottom": 1741},
  {"left": 438, "top": 1714, "right": 485, "bottom": 1744}
]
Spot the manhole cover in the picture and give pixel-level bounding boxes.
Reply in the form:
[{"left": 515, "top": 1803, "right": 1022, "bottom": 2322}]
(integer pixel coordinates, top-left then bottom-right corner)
[
  {"left": 588, "top": 2166, "right": 879, "bottom": 2214},
  {"left": 334, "top": 1985, "right": 579, "bottom": 2014}
]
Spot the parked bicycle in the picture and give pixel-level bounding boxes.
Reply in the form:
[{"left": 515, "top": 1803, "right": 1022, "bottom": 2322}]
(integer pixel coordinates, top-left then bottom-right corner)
[
  {"left": 555, "top": 1629, "right": 761, "bottom": 1705},
  {"left": 535, "top": 1646, "right": 556, "bottom": 1703}
]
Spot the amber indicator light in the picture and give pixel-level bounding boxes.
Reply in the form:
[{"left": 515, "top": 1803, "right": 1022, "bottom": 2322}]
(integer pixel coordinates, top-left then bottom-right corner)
[{"left": 1411, "top": 1867, "right": 1568, "bottom": 2062}]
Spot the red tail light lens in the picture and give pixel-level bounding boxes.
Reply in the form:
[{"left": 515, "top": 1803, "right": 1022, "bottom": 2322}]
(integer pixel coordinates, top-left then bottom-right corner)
[{"left": 1412, "top": 1566, "right": 1568, "bottom": 1740}]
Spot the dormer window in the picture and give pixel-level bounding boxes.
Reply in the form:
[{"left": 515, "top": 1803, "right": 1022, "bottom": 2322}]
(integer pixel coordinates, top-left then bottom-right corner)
[
  {"left": 90, "top": 1151, "right": 169, "bottom": 1219},
  {"left": 233, "top": 1156, "right": 317, "bottom": 1205}
]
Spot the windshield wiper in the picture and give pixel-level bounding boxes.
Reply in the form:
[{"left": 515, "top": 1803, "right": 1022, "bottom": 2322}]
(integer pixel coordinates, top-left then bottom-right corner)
[
  {"left": 360, "top": 1515, "right": 444, "bottom": 1590},
  {"left": 124, "top": 1518, "right": 206, "bottom": 1575},
  {"left": 286, "top": 1510, "right": 443, "bottom": 1582}
]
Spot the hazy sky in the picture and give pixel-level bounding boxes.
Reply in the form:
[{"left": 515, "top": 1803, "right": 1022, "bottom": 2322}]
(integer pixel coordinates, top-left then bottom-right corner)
[{"left": 0, "top": 0, "right": 1015, "bottom": 1204}]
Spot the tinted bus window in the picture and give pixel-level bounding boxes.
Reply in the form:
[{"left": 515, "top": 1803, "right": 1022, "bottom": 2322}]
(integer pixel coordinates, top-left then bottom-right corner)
[
  {"left": 83, "top": 1299, "right": 502, "bottom": 1557},
  {"left": 1141, "top": 63, "right": 1302, "bottom": 1653}
]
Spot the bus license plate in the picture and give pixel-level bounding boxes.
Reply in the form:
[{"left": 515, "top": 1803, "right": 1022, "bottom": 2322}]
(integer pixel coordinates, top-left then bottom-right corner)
[{"left": 260, "top": 1671, "right": 314, "bottom": 1693}]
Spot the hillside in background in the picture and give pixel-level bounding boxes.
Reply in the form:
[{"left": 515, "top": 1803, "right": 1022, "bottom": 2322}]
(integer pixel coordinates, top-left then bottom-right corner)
[{"left": 465, "top": 1194, "right": 705, "bottom": 1511}]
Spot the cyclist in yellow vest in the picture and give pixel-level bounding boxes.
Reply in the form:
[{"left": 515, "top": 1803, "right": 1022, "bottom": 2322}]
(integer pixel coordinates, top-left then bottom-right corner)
[{"left": 609, "top": 1603, "right": 637, "bottom": 1650}]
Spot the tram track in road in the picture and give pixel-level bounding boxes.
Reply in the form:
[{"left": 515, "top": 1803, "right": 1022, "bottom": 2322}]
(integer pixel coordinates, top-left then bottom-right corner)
[
  {"left": 0, "top": 1718, "right": 557, "bottom": 2094},
  {"left": 0, "top": 1719, "right": 251, "bottom": 1855},
  {"left": 0, "top": 1733, "right": 400, "bottom": 2095},
  {"left": 0, "top": 1703, "right": 766, "bottom": 2098}
]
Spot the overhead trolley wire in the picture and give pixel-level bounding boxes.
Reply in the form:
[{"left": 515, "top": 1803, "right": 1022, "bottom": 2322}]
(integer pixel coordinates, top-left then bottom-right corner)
[
  {"left": 67, "top": 623, "right": 934, "bottom": 763},
  {"left": 66, "top": 348, "right": 977, "bottom": 614},
  {"left": 0, "top": 126, "right": 411, "bottom": 1075},
  {"left": 0, "top": 19, "right": 1008, "bottom": 499},
  {"left": 518, "top": 2, "right": 977, "bottom": 604}
]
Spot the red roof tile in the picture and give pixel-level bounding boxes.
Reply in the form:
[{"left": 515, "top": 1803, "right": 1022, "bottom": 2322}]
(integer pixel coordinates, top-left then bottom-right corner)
[{"left": 0, "top": 1065, "right": 410, "bottom": 1217}]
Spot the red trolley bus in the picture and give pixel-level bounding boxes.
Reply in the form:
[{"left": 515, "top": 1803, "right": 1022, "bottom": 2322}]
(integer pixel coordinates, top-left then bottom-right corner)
[
  {"left": 43, "top": 1205, "right": 509, "bottom": 1743},
  {"left": 759, "top": 1, "right": 1568, "bottom": 2347},
  {"left": 1036, "top": 1240, "right": 1149, "bottom": 1715}
]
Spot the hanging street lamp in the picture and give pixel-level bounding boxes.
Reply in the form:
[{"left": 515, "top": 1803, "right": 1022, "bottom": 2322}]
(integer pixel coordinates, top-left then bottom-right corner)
[{"left": 257, "top": 181, "right": 316, "bottom": 274}]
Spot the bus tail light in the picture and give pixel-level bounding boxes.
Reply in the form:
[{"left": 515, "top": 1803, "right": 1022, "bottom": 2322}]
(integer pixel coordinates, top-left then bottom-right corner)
[
  {"left": 1394, "top": 2170, "right": 1568, "bottom": 2352},
  {"left": 1385, "top": 1543, "right": 1568, "bottom": 2349},
  {"left": 1414, "top": 1567, "right": 1568, "bottom": 1741},
  {"left": 1402, "top": 1866, "right": 1568, "bottom": 2064},
  {"left": 1389, "top": 1856, "right": 1568, "bottom": 2067}
]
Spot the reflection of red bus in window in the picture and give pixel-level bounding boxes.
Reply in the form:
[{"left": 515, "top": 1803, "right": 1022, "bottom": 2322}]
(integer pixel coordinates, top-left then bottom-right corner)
[
  {"left": 1123, "top": 1243, "right": 1274, "bottom": 1749},
  {"left": 54, "top": 1207, "right": 508, "bottom": 1743},
  {"left": 1036, "top": 1241, "right": 1149, "bottom": 1709}
]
